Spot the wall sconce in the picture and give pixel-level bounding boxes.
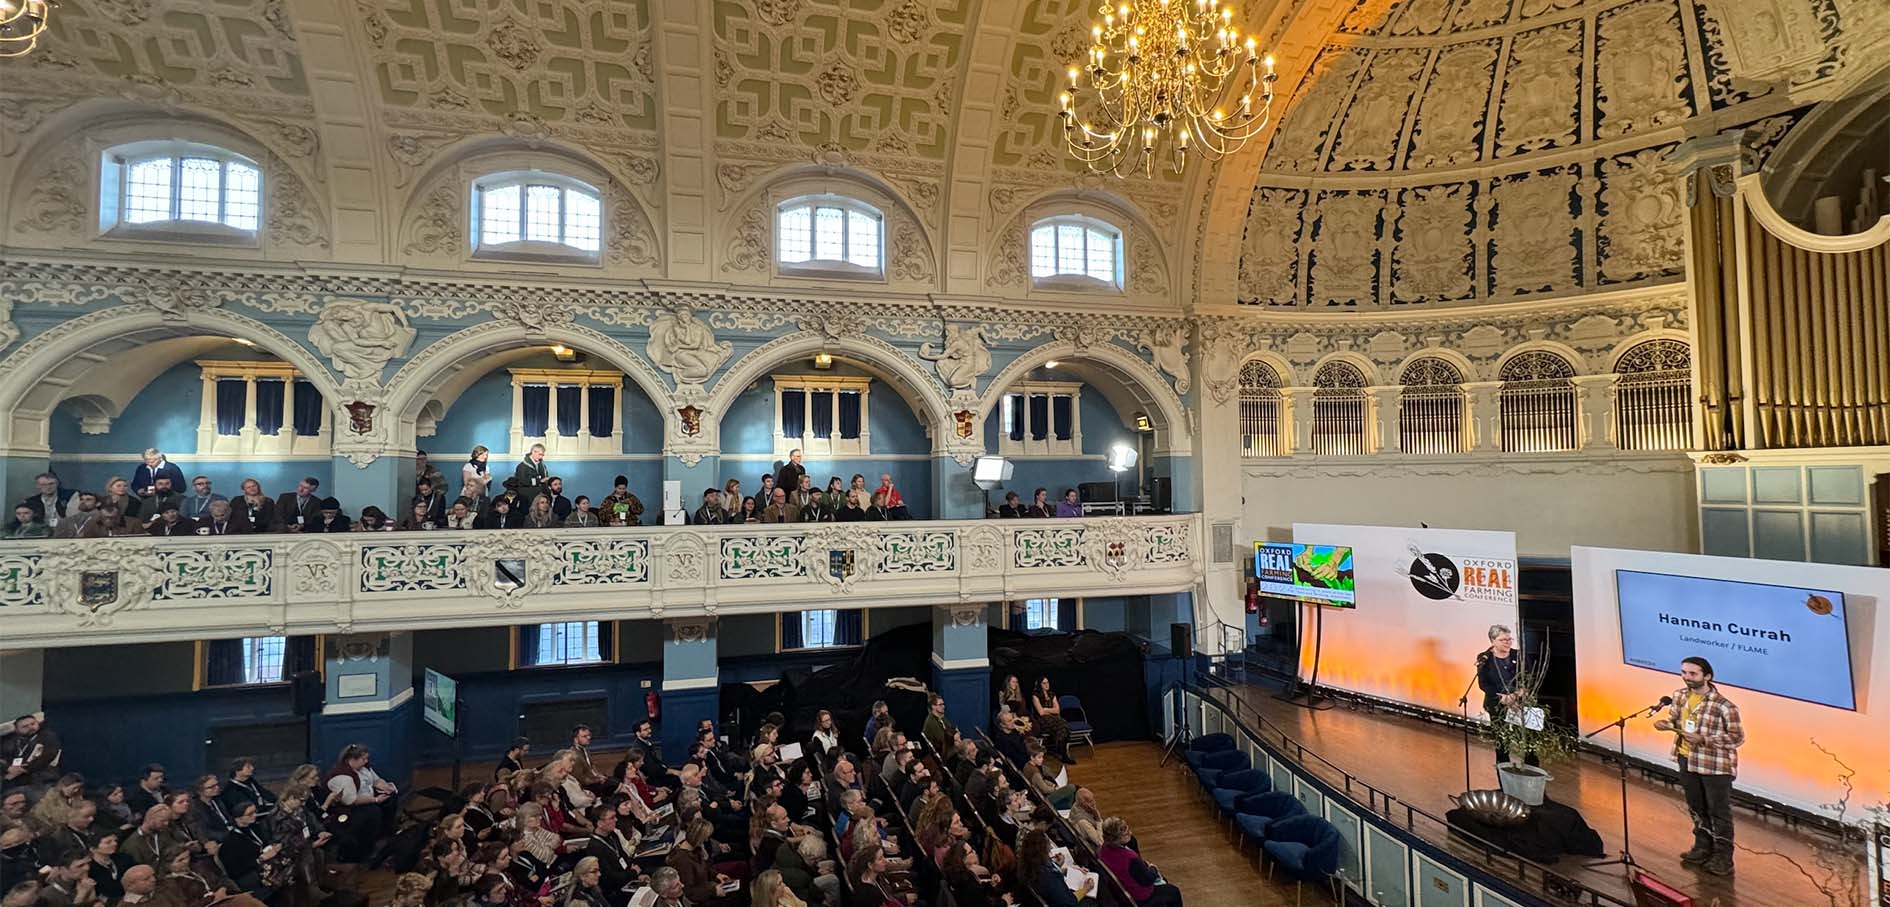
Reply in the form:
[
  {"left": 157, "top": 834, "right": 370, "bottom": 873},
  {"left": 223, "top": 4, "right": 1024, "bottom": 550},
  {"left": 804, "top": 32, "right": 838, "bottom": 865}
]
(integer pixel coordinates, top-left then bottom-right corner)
[{"left": 813, "top": 353, "right": 834, "bottom": 369}]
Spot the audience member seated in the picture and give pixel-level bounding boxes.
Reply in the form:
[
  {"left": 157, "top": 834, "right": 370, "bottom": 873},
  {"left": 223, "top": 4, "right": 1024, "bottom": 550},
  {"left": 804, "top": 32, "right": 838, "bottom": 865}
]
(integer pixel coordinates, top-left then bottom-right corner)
[
  {"left": 5, "top": 505, "right": 48, "bottom": 539},
  {"left": 861, "top": 494, "right": 889, "bottom": 522},
  {"left": 1030, "top": 678, "right": 1075, "bottom": 764},
  {"left": 314, "top": 499, "right": 352, "bottom": 533},
  {"left": 565, "top": 496, "right": 599, "bottom": 527},
  {"left": 941, "top": 841, "right": 1010, "bottom": 907},
  {"left": 835, "top": 492, "right": 866, "bottom": 522},
  {"left": 399, "top": 502, "right": 438, "bottom": 531},
  {"left": 181, "top": 477, "right": 225, "bottom": 522},
  {"left": 1054, "top": 490, "right": 1083, "bottom": 518},
  {"left": 275, "top": 478, "right": 323, "bottom": 532},
  {"left": 198, "top": 500, "right": 245, "bottom": 536},
  {"left": 1016, "top": 830, "right": 1090, "bottom": 907},
  {"left": 1096, "top": 819, "right": 1179, "bottom": 907},
  {"left": 101, "top": 478, "right": 143, "bottom": 525},
  {"left": 599, "top": 478, "right": 643, "bottom": 527},
  {"left": 446, "top": 499, "right": 479, "bottom": 530},
  {"left": 995, "top": 493, "right": 1025, "bottom": 518},
  {"left": 142, "top": 477, "right": 183, "bottom": 527},
  {"left": 693, "top": 489, "right": 726, "bottom": 526},
  {"left": 542, "top": 478, "right": 573, "bottom": 522},
  {"left": 235, "top": 480, "right": 277, "bottom": 533},
  {"left": 479, "top": 495, "right": 524, "bottom": 530},
  {"left": 524, "top": 496, "right": 559, "bottom": 529},
  {"left": 1025, "top": 489, "right": 1052, "bottom": 519},
  {"left": 131, "top": 450, "right": 187, "bottom": 503},
  {"left": 413, "top": 479, "right": 448, "bottom": 526},
  {"left": 873, "top": 476, "right": 908, "bottom": 520},
  {"left": 737, "top": 496, "right": 760, "bottom": 523},
  {"left": 760, "top": 489, "right": 797, "bottom": 524},
  {"left": 146, "top": 503, "right": 190, "bottom": 537}
]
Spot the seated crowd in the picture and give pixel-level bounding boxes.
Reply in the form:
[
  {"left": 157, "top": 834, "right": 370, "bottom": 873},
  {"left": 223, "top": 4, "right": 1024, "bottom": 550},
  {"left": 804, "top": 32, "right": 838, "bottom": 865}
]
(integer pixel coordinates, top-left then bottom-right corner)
[
  {"left": 3, "top": 448, "right": 919, "bottom": 539},
  {"left": 987, "top": 491, "right": 1084, "bottom": 520},
  {"left": 0, "top": 683, "right": 1180, "bottom": 907}
]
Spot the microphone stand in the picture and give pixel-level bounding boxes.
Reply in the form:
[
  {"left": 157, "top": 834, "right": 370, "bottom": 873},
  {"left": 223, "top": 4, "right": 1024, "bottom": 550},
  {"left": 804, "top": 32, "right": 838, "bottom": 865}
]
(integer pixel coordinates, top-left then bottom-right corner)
[
  {"left": 1457, "top": 670, "right": 1480, "bottom": 794},
  {"left": 1583, "top": 698, "right": 1669, "bottom": 871}
]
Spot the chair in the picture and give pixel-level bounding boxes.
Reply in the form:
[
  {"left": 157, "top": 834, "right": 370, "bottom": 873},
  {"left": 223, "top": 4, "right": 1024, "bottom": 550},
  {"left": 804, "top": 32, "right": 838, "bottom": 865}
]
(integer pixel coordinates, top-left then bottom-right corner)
[
  {"left": 1210, "top": 768, "right": 1271, "bottom": 817},
  {"left": 1192, "top": 748, "right": 1249, "bottom": 791},
  {"left": 1233, "top": 791, "right": 1305, "bottom": 852},
  {"left": 1261, "top": 815, "right": 1343, "bottom": 907},
  {"left": 1058, "top": 695, "right": 1095, "bottom": 756},
  {"left": 1182, "top": 733, "right": 1236, "bottom": 769}
]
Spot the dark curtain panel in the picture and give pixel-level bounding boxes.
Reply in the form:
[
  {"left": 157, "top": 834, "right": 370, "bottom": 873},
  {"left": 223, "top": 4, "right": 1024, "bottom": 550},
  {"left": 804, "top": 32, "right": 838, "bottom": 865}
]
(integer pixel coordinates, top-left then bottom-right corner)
[
  {"left": 1056, "top": 599, "right": 1078, "bottom": 632},
  {"left": 517, "top": 624, "right": 543, "bottom": 667},
  {"left": 597, "top": 622, "right": 615, "bottom": 663},
  {"left": 286, "top": 636, "right": 317, "bottom": 675},
  {"left": 555, "top": 385, "right": 582, "bottom": 436},
  {"left": 780, "top": 389, "right": 805, "bottom": 439},
  {"left": 587, "top": 386, "right": 615, "bottom": 437},
  {"left": 292, "top": 380, "right": 324, "bottom": 435},
  {"left": 205, "top": 639, "right": 247, "bottom": 686},
  {"left": 835, "top": 609, "right": 863, "bottom": 646},
  {"left": 1028, "top": 394, "right": 1050, "bottom": 441},
  {"left": 779, "top": 612, "right": 803, "bottom": 650},
  {"left": 1052, "top": 396, "right": 1074, "bottom": 441},
  {"left": 1008, "top": 396, "right": 1024, "bottom": 441},
  {"left": 837, "top": 391, "right": 861, "bottom": 439},
  {"left": 254, "top": 379, "right": 285, "bottom": 435},
  {"left": 522, "top": 385, "right": 550, "bottom": 437},
  {"left": 810, "top": 390, "right": 834, "bottom": 439},
  {"left": 215, "top": 379, "right": 247, "bottom": 435}
]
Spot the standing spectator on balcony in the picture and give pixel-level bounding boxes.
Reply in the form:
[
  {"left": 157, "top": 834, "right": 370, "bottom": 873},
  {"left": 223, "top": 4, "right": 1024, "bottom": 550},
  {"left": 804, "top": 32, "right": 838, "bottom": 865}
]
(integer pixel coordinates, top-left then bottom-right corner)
[
  {"left": 1025, "top": 489, "right": 1052, "bottom": 519},
  {"left": 6, "top": 505, "right": 49, "bottom": 539},
  {"left": 1054, "top": 489, "right": 1083, "bottom": 518},
  {"left": 274, "top": 478, "right": 322, "bottom": 532},
  {"left": 445, "top": 499, "right": 477, "bottom": 530},
  {"left": 197, "top": 500, "right": 244, "bottom": 536},
  {"left": 600, "top": 477, "right": 643, "bottom": 527},
  {"left": 235, "top": 480, "right": 277, "bottom": 534},
  {"left": 146, "top": 502, "right": 190, "bottom": 537},
  {"left": 524, "top": 495, "right": 558, "bottom": 529},
  {"left": 759, "top": 488, "right": 798, "bottom": 524},
  {"left": 460, "top": 447, "right": 492, "bottom": 511},
  {"left": 565, "top": 497, "right": 599, "bottom": 528},
  {"left": 131, "top": 449, "right": 186, "bottom": 502},
  {"left": 51, "top": 494, "right": 101, "bottom": 539},
  {"left": 542, "top": 478, "right": 573, "bottom": 522},
  {"left": 181, "top": 477, "right": 225, "bottom": 522},
  {"left": 398, "top": 501, "right": 435, "bottom": 532},
  {"left": 413, "top": 479, "right": 447, "bottom": 526},
  {"left": 995, "top": 493, "right": 1026, "bottom": 519},
  {"left": 693, "top": 489, "right": 726, "bottom": 526},
  {"left": 313, "top": 499, "right": 351, "bottom": 534},
  {"left": 506, "top": 444, "right": 549, "bottom": 501},
  {"left": 1, "top": 715, "right": 61, "bottom": 794},
  {"left": 141, "top": 477, "right": 183, "bottom": 527},
  {"left": 101, "top": 478, "right": 142, "bottom": 526},
  {"left": 774, "top": 451, "right": 805, "bottom": 502},
  {"left": 415, "top": 451, "right": 446, "bottom": 499},
  {"left": 22, "top": 473, "right": 77, "bottom": 528},
  {"left": 480, "top": 495, "right": 523, "bottom": 530}
]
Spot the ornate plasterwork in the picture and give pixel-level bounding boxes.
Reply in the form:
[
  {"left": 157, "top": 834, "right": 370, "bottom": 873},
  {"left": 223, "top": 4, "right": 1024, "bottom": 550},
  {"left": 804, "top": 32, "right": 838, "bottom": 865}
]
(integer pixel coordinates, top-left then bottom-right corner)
[
  {"left": 647, "top": 307, "right": 734, "bottom": 391},
  {"left": 1598, "top": 149, "right": 1687, "bottom": 281},
  {"left": 1489, "top": 171, "right": 1580, "bottom": 296},
  {"left": 308, "top": 300, "right": 416, "bottom": 386},
  {"left": 37, "top": 542, "right": 168, "bottom": 626},
  {"left": 1594, "top": 2, "right": 1691, "bottom": 139},
  {"left": 1138, "top": 327, "right": 1192, "bottom": 395},
  {"left": 1391, "top": 185, "right": 1474, "bottom": 303},
  {"left": 918, "top": 324, "right": 990, "bottom": 397},
  {"left": 1496, "top": 24, "right": 1583, "bottom": 156}
]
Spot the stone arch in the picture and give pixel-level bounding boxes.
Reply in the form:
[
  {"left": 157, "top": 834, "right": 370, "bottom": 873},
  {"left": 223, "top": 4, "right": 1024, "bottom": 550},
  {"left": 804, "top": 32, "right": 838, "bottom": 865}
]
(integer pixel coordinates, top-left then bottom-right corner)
[
  {"left": 987, "top": 187, "right": 1174, "bottom": 299},
  {"left": 0, "top": 304, "right": 345, "bottom": 454},
  {"left": 977, "top": 341, "right": 1192, "bottom": 453},
  {"left": 1392, "top": 349, "right": 1475, "bottom": 385},
  {"left": 1606, "top": 330, "right": 1692, "bottom": 372},
  {"left": 1493, "top": 341, "right": 1585, "bottom": 379},
  {"left": 383, "top": 321, "right": 675, "bottom": 453},
  {"left": 705, "top": 331, "right": 952, "bottom": 454},
  {"left": 1305, "top": 352, "right": 1378, "bottom": 387},
  {"left": 1237, "top": 351, "right": 1295, "bottom": 387}
]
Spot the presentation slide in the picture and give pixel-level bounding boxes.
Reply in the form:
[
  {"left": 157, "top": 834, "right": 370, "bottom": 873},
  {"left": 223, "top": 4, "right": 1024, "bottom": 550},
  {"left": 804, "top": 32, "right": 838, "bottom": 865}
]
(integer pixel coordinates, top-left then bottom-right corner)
[
  {"left": 1572, "top": 546, "right": 1885, "bottom": 818},
  {"left": 1293, "top": 523, "right": 1519, "bottom": 714},
  {"left": 1617, "top": 570, "right": 1856, "bottom": 710},
  {"left": 423, "top": 668, "right": 458, "bottom": 737},
  {"left": 1255, "top": 542, "right": 1356, "bottom": 606}
]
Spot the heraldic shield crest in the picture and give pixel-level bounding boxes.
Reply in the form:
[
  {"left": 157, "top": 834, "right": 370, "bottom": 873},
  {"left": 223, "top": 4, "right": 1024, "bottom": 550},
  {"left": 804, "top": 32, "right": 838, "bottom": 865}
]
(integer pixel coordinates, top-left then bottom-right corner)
[{"left": 79, "top": 570, "right": 121, "bottom": 609}]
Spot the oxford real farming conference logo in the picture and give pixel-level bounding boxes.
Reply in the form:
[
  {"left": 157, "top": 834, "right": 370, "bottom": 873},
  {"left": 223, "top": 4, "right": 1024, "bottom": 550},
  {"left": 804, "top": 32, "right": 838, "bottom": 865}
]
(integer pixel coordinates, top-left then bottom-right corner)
[{"left": 1402, "top": 543, "right": 1516, "bottom": 605}]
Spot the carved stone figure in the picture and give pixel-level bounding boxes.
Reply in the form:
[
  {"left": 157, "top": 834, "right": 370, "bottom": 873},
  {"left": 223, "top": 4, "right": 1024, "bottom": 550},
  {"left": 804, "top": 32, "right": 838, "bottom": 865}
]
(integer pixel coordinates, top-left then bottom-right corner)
[
  {"left": 648, "top": 306, "right": 733, "bottom": 387},
  {"left": 918, "top": 323, "right": 990, "bottom": 393},
  {"left": 1139, "top": 328, "right": 1191, "bottom": 395},
  {"left": 308, "top": 300, "right": 416, "bottom": 384}
]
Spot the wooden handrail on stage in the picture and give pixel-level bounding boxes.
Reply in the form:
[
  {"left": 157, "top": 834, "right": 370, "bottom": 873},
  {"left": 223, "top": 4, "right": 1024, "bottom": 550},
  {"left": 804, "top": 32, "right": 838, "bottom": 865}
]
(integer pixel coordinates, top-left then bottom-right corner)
[
  {"left": 1185, "top": 683, "right": 1634, "bottom": 907},
  {"left": 975, "top": 729, "right": 1138, "bottom": 907}
]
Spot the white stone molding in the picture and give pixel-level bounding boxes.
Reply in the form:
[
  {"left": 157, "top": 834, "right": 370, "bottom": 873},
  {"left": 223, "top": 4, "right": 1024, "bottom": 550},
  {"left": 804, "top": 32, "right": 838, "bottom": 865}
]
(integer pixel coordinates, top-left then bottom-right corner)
[
  {"left": 977, "top": 339, "right": 1192, "bottom": 454},
  {"left": 706, "top": 330, "right": 952, "bottom": 456}
]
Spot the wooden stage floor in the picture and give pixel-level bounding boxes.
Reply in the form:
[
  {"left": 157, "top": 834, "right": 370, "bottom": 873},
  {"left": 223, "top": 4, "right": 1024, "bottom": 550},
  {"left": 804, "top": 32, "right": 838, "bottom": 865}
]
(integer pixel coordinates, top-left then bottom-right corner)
[{"left": 1223, "top": 681, "right": 1861, "bottom": 907}]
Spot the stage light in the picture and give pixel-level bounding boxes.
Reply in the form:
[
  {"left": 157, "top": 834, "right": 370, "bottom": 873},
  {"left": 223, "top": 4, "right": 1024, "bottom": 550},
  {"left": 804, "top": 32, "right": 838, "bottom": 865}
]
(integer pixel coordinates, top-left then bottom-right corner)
[
  {"left": 1106, "top": 443, "right": 1137, "bottom": 472},
  {"left": 551, "top": 345, "right": 578, "bottom": 362},
  {"left": 1133, "top": 412, "right": 1153, "bottom": 432},
  {"left": 972, "top": 455, "right": 1013, "bottom": 490},
  {"left": 813, "top": 353, "right": 834, "bottom": 369}
]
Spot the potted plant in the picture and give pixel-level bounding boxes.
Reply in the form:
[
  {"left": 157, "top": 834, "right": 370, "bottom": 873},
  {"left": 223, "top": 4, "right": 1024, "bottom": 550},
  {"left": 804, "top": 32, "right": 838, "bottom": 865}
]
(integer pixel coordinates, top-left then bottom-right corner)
[{"left": 1481, "top": 668, "right": 1576, "bottom": 806}]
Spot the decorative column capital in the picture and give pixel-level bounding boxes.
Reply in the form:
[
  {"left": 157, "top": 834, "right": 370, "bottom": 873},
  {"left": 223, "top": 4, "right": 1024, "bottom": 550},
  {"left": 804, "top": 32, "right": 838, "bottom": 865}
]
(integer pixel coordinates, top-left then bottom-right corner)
[{"left": 665, "top": 616, "right": 716, "bottom": 643}]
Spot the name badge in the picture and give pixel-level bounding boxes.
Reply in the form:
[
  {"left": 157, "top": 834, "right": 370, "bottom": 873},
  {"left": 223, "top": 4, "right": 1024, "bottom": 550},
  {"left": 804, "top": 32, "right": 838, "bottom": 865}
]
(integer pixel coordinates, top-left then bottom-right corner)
[{"left": 1683, "top": 718, "right": 1698, "bottom": 734}]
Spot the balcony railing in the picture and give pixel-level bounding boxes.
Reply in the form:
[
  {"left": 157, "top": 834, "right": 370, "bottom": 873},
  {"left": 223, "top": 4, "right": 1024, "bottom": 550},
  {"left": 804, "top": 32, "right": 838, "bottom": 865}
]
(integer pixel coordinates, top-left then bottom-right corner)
[{"left": 0, "top": 514, "right": 1203, "bottom": 648}]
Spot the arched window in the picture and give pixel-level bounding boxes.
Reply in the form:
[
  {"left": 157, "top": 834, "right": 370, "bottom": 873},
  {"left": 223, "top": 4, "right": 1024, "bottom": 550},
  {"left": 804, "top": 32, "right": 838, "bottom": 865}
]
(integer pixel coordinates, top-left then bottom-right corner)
[
  {"left": 1399, "top": 357, "right": 1465, "bottom": 454},
  {"left": 1238, "top": 360, "right": 1282, "bottom": 457},
  {"left": 1615, "top": 339, "right": 1693, "bottom": 451},
  {"left": 1312, "top": 361, "right": 1367, "bottom": 456},
  {"left": 472, "top": 172, "right": 603, "bottom": 259},
  {"left": 1498, "top": 351, "right": 1578, "bottom": 452},
  {"left": 1029, "top": 215, "right": 1123, "bottom": 289},
  {"left": 100, "top": 142, "right": 261, "bottom": 239},
  {"left": 776, "top": 195, "right": 884, "bottom": 276}
]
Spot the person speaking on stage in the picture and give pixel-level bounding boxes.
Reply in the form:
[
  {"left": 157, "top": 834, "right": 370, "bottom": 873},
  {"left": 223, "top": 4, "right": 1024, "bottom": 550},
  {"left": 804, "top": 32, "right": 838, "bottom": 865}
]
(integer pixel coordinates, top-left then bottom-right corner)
[
  {"left": 1651, "top": 656, "right": 1744, "bottom": 877},
  {"left": 1476, "top": 625, "right": 1537, "bottom": 767}
]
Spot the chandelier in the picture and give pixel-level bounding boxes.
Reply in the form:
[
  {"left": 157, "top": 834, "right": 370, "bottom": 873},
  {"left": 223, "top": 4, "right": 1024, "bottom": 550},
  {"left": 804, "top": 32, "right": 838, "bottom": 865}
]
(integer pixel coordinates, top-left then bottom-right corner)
[
  {"left": 0, "top": 0, "right": 51, "bottom": 57},
  {"left": 1058, "top": 0, "right": 1276, "bottom": 177}
]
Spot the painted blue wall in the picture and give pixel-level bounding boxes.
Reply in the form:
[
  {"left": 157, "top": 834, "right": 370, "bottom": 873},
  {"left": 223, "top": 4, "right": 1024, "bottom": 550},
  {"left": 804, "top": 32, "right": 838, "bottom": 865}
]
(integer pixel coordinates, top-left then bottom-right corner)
[{"left": 980, "top": 374, "right": 1136, "bottom": 505}]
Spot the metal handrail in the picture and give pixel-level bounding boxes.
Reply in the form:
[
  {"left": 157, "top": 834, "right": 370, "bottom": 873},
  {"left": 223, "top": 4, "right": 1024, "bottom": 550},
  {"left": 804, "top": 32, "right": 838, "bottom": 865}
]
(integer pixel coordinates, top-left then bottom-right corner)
[{"left": 1186, "top": 683, "right": 1634, "bottom": 907}]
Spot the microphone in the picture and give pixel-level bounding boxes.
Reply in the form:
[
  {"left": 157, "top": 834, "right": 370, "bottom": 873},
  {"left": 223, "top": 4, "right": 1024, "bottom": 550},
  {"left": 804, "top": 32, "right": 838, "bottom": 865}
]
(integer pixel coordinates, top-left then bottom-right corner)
[{"left": 1657, "top": 695, "right": 1674, "bottom": 707}]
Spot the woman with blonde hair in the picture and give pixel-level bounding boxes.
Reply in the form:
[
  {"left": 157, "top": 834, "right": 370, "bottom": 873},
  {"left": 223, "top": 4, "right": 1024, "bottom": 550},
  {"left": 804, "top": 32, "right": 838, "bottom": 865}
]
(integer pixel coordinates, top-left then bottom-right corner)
[
  {"left": 461, "top": 446, "right": 492, "bottom": 508},
  {"left": 666, "top": 818, "right": 739, "bottom": 907},
  {"left": 567, "top": 856, "right": 613, "bottom": 907},
  {"left": 749, "top": 869, "right": 804, "bottom": 907}
]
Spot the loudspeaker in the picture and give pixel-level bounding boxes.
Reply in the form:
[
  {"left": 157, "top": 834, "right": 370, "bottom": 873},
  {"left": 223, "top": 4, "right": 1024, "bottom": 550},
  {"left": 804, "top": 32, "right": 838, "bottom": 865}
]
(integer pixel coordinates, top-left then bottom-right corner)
[
  {"left": 291, "top": 670, "right": 325, "bottom": 717},
  {"left": 1170, "top": 622, "right": 1191, "bottom": 656}
]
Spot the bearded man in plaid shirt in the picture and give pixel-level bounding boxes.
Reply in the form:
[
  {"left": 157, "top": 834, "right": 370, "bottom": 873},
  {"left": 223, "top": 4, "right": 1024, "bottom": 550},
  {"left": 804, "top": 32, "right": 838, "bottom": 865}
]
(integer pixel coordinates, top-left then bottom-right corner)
[{"left": 1652, "top": 655, "right": 1745, "bottom": 877}]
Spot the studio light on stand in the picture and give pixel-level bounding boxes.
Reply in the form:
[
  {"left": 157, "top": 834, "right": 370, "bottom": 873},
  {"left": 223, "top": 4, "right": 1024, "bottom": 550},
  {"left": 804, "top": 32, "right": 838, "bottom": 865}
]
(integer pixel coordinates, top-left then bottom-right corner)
[
  {"left": 972, "top": 455, "right": 1012, "bottom": 516},
  {"left": 1107, "top": 443, "right": 1137, "bottom": 511}
]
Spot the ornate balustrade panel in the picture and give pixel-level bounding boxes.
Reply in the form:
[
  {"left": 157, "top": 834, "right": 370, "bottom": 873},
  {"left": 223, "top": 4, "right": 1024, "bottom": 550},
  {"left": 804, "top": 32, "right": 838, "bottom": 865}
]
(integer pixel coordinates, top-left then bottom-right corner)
[{"left": 0, "top": 515, "right": 1201, "bottom": 647}]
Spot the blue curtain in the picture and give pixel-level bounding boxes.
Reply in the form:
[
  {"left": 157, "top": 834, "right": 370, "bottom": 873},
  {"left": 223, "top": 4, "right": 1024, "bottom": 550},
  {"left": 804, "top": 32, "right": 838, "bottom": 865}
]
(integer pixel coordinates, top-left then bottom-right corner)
[
  {"left": 779, "top": 613, "right": 803, "bottom": 650},
  {"left": 517, "top": 624, "right": 542, "bottom": 666},
  {"left": 292, "top": 380, "right": 324, "bottom": 435},
  {"left": 1008, "top": 396, "right": 1024, "bottom": 441},
  {"left": 205, "top": 639, "right": 247, "bottom": 685},
  {"left": 555, "top": 385, "right": 582, "bottom": 436},
  {"left": 780, "top": 389, "right": 805, "bottom": 439},
  {"left": 254, "top": 379, "right": 285, "bottom": 435},
  {"left": 810, "top": 390, "right": 833, "bottom": 439},
  {"left": 1052, "top": 396, "right": 1074, "bottom": 441},
  {"left": 837, "top": 391, "right": 861, "bottom": 439},
  {"left": 587, "top": 386, "right": 615, "bottom": 437},
  {"left": 1056, "top": 599, "right": 1078, "bottom": 632},
  {"left": 1029, "top": 394, "right": 1050, "bottom": 441},
  {"left": 522, "top": 385, "right": 550, "bottom": 437},
  {"left": 835, "top": 609, "right": 863, "bottom": 646},
  {"left": 215, "top": 379, "right": 247, "bottom": 436}
]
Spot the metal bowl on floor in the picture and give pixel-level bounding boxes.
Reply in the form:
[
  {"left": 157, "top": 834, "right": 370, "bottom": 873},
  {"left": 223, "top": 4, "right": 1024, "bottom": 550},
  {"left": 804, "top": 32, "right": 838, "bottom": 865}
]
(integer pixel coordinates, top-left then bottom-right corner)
[{"left": 1452, "top": 789, "right": 1531, "bottom": 826}]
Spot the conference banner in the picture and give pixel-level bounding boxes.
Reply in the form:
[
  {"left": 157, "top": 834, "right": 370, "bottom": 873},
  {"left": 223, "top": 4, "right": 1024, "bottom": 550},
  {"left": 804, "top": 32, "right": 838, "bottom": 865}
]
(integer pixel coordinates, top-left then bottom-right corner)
[{"left": 1292, "top": 522, "right": 1520, "bottom": 714}]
